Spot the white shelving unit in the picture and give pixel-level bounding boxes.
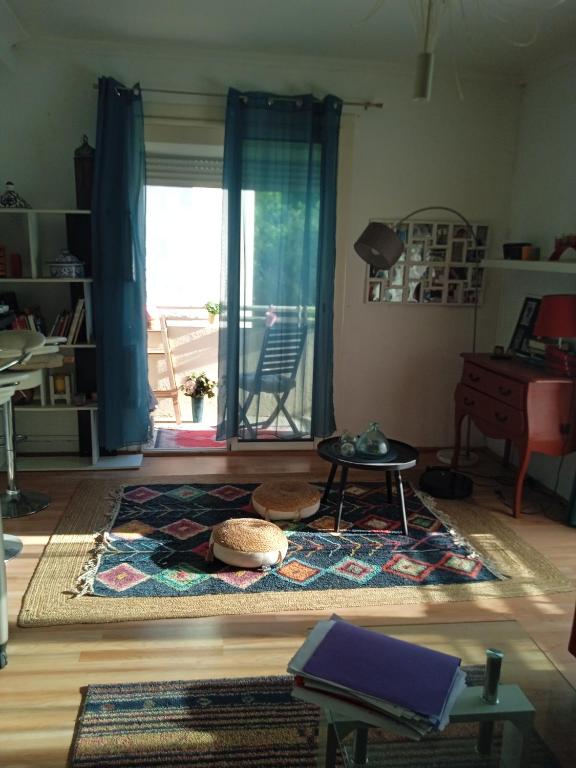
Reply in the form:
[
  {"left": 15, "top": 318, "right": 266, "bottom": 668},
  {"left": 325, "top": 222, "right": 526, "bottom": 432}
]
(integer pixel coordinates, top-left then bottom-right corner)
[
  {"left": 17, "top": 454, "right": 144, "bottom": 472},
  {"left": 482, "top": 259, "right": 576, "bottom": 274},
  {"left": 0, "top": 208, "right": 143, "bottom": 471}
]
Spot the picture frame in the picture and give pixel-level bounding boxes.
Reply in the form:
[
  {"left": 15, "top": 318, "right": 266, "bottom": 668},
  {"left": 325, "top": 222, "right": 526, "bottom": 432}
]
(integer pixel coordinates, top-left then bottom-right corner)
[
  {"left": 364, "top": 219, "right": 488, "bottom": 306},
  {"left": 508, "top": 297, "right": 542, "bottom": 357}
]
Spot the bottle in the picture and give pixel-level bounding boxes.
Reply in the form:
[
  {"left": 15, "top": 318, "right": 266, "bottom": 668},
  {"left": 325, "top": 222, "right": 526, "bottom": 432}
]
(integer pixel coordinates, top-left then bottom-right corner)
[
  {"left": 339, "top": 431, "right": 356, "bottom": 457},
  {"left": 356, "top": 422, "right": 390, "bottom": 456}
]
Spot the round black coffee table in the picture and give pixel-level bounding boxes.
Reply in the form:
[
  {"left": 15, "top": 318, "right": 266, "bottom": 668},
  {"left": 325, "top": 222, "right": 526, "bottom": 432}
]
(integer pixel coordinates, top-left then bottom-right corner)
[{"left": 316, "top": 437, "right": 419, "bottom": 535}]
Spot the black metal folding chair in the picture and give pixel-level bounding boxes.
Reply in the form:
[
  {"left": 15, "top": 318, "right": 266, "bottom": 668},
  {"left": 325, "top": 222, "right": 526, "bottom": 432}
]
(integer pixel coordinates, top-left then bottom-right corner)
[{"left": 238, "top": 323, "right": 308, "bottom": 439}]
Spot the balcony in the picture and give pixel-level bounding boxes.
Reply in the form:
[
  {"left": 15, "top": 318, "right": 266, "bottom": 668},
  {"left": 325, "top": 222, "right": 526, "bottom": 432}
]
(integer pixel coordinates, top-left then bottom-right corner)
[{"left": 147, "top": 304, "right": 315, "bottom": 449}]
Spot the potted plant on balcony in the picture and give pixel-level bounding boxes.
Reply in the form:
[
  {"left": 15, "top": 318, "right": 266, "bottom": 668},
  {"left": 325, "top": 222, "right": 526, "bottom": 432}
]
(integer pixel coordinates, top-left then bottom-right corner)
[
  {"left": 180, "top": 371, "right": 217, "bottom": 423},
  {"left": 205, "top": 301, "right": 220, "bottom": 324}
]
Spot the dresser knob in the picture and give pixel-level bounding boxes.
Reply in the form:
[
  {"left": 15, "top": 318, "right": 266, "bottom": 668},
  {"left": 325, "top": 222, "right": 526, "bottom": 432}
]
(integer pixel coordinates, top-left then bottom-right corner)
[
  {"left": 498, "top": 386, "right": 512, "bottom": 396},
  {"left": 495, "top": 412, "right": 508, "bottom": 422},
  {"left": 469, "top": 374, "right": 480, "bottom": 382},
  {"left": 464, "top": 397, "right": 475, "bottom": 406}
]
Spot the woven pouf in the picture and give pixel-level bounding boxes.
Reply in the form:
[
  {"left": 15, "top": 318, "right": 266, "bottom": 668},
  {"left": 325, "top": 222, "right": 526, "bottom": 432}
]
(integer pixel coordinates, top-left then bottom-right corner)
[
  {"left": 252, "top": 480, "right": 322, "bottom": 522},
  {"left": 208, "top": 518, "right": 289, "bottom": 569}
]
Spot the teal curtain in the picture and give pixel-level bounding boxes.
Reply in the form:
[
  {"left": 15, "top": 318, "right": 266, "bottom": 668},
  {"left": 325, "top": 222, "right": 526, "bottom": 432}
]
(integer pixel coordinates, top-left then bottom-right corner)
[
  {"left": 217, "top": 89, "right": 342, "bottom": 441},
  {"left": 92, "top": 77, "right": 149, "bottom": 450}
]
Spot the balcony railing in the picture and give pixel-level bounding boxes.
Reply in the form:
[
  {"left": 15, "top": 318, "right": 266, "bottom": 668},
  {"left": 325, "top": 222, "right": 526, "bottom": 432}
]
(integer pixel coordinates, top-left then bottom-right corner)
[{"left": 148, "top": 304, "right": 315, "bottom": 437}]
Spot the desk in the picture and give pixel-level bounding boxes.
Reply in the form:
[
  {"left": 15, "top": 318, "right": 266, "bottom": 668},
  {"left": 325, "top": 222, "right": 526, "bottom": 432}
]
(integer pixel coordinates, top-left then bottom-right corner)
[{"left": 452, "top": 353, "right": 576, "bottom": 517}]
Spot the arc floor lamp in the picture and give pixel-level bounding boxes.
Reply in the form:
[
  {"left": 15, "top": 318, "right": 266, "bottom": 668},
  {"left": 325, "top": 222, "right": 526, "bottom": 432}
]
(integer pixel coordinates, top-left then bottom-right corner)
[{"left": 354, "top": 205, "right": 481, "bottom": 466}]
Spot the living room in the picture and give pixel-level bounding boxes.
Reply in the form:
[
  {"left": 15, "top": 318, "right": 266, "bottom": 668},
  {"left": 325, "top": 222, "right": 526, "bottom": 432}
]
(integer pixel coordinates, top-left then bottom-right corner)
[{"left": 1, "top": 1, "right": 576, "bottom": 766}]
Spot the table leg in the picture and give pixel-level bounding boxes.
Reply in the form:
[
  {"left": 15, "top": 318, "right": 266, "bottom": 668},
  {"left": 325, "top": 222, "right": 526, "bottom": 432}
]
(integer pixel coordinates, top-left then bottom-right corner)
[
  {"left": 452, "top": 409, "right": 465, "bottom": 469},
  {"left": 394, "top": 471, "right": 409, "bottom": 536},
  {"left": 334, "top": 466, "right": 349, "bottom": 533},
  {"left": 353, "top": 727, "right": 369, "bottom": 765},
  {"left": 324, "top": 723, "right": 338, "bottom": 768},
  {"left": 386, "top": 470, "right": 393, "bottom": 503},
  {"left": 322, "top": 463, "right": 338, "bottom": 504},
  {"left": 513, "top": 442, "right": 532, "bottom": 519},
  {"left": 499, "top": 716, "right": 533, "bottom": 768},
  {"left": 477, "top": 721, "right": 495, "bottom": 756},
  {"left": 503, "top": 439, "right": 511, "bottom": 469}
]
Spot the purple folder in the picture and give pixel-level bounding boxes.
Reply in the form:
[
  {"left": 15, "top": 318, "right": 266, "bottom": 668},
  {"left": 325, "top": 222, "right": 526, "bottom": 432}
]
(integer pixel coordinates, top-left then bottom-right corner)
[{"left": 302, "top": 621, "right": 461, "bottom": 718}]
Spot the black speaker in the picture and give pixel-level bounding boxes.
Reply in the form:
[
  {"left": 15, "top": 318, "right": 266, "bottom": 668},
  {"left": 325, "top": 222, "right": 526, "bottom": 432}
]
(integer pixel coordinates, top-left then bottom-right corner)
[{"left": 419, "top": 466, "right": 473, "bottom": 499}]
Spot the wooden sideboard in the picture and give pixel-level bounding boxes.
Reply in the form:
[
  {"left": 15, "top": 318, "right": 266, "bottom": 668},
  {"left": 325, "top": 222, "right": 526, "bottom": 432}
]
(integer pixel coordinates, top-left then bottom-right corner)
[{"left": 453, "top": 353, "right": 576, "bottom": 517}]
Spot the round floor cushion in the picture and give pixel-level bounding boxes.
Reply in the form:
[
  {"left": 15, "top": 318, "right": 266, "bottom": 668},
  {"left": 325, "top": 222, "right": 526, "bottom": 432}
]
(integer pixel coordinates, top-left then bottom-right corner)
[
  {"left": 208, "top": 518, "right": 289, "bottom": 569},
  {"left": 252, "top": 480, "right": 322, "bottom": 522}
]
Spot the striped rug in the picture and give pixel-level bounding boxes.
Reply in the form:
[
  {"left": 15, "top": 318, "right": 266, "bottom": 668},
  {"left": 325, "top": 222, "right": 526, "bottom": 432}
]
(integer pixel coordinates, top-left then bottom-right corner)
[
  {"left": 70, "top": 676, "right": 319, "bottom": 767},
  {"left": 70, "top": 674, "right": 560, "bottom": 767}
]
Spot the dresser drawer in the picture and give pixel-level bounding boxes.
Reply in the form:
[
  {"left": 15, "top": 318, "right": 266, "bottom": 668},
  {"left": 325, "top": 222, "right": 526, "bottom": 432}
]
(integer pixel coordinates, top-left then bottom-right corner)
[
  {"left": 456, "top": 384, "right": 526, "bottom": 438},
  {"left": 462, "top": 362, "right": 525, "bottom": 410}
]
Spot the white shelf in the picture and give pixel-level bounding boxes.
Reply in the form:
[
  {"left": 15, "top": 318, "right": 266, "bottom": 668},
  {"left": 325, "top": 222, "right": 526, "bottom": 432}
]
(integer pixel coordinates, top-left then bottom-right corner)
[
  {"left": 16, "top": 453, "right": 143, "bottom": 472},
  {"left": 482, "top": 259, "right": 576, "bottom": 274},
  {"left": 0, "top": 208, "right": 90, "bottom": 215},
  {"left": 14, "top": 404, "right": 97, "bottom": 412},
  {"left": 0, "top": 277, "right": 93, "bottom": 283},
  {"left": 60, "top": 344, "right": 96, "bottom": 349}
]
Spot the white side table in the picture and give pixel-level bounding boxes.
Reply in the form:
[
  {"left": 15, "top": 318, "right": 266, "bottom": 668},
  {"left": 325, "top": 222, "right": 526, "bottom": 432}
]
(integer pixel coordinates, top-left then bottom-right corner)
[{"left": 322, "top": 684, "right": 535, "bottom": 768}]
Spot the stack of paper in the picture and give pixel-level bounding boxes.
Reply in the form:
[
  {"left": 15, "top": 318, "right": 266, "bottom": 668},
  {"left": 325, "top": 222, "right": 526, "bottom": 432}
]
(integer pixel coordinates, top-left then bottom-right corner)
[{"left": 288, "top": 618, "right": 467, "bottom": 739}]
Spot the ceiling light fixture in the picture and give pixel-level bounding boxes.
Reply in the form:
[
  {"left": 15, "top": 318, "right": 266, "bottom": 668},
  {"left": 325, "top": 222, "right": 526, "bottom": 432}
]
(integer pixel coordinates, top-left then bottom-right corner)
[
  {"left": 412, "top": 1, "right": 448, "bottom": 101},
  {"left": 359, "top": 0, "right": 567, "bottom": 102}
]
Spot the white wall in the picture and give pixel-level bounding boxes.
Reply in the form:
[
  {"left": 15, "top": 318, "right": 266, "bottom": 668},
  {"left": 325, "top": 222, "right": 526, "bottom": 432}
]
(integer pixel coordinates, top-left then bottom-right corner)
[
  {"left": 488, "top": 60, "right": 576, "bottom": 499},
  {"left": 0, "top": 40, "right": 522, "bottom": 450}
]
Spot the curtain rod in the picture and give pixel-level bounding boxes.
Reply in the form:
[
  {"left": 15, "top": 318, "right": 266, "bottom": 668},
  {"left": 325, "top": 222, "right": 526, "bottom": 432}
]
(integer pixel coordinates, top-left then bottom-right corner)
[{"left": 91, "top": 83, "right": 383, "bottom": 110}]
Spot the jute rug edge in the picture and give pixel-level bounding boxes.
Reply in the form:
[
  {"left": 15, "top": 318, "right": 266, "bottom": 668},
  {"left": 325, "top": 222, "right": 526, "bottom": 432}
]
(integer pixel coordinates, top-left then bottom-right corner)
[{"left": 18, "top": 475, "right": 574, "bottom": 627}]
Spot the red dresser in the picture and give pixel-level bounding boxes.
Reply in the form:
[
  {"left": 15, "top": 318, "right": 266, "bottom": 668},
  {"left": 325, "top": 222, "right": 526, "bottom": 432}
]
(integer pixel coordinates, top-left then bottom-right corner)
[{"left": 453, "top": 353, "right": 576, "bottom": 517}]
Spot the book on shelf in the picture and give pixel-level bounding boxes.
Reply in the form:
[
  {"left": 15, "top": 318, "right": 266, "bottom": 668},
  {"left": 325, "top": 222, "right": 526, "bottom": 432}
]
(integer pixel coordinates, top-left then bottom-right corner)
[
  {"left": 287, "top": 618, "right": 467, "bottom": 738},
  {"left": 72, "top": 305, "right": 86, "bottom": 344},
  {"left": 49, "top": 303, "right": 86, "bottom": 343},
  {"left": 527, "top": 338, "right": 546, "bottom": 356},
  {"left": 67, "top": 299, "right": 85, "bottom": 344},
  {"left": 11, "top": 307, "right": 45, "bottom": 334},
  {"left": 49, "top": 309, "right": 71, "bottom": 339}
]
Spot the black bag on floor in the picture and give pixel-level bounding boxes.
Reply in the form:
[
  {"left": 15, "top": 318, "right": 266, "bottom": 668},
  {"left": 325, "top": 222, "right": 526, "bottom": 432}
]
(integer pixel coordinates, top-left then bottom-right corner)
[{"left": 419, "top": 466, "right": 473, "bottom": 499}]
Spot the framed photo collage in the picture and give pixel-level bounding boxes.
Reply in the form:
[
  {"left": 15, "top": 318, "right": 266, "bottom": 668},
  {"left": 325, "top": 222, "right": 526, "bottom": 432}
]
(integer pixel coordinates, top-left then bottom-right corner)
[{"left": 365, "top": 220, "right": 489, "bottom": 306}]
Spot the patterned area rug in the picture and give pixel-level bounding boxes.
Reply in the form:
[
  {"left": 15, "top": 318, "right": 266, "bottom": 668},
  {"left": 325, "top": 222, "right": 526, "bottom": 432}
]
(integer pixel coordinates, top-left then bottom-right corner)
[
  {"left": 87, "top": 482, "right": 500, "bottom": 598},
  {"left": 19, "top": 475, "right": 574, "bottom": 627},
  {"left": 69, "top": 674, "right": 560, "bottom": 767}
]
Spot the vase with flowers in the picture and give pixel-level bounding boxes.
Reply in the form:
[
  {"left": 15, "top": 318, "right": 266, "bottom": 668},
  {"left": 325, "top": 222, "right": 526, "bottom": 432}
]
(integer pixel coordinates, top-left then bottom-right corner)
[
  {"left": 205, "top": 301, "right": 220, "bottom": 324},
  {"left": 180, "top": 371, "right": 217, "bottom": 423}
]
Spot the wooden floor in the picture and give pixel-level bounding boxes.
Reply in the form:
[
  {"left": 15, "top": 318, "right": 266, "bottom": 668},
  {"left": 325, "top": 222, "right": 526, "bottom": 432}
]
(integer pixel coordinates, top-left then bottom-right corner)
[{"left": 1, "top": 450, "right": 575, "bottom": 767}]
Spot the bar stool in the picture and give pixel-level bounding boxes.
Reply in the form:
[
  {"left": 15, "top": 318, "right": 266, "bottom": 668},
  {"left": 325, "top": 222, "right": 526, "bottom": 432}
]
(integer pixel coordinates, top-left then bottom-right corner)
[
  {"left": 0, "top": 371, "right": 30, "bottom": 559},
  {"left": 0, "top": 377, "right": 20, "bottom": 669},
  {"left": 0, "top": 331, "right": 61, "bottom": 519}
]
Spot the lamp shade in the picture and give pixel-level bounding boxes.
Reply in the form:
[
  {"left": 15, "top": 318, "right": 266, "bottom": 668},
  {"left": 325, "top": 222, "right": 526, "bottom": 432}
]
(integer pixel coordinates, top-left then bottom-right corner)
[
  {"left": 353, "top": 222, "right": 405, "bottom": 269},
  {"left": 533, "top": 294, "right": 576, "bottom": 339}
]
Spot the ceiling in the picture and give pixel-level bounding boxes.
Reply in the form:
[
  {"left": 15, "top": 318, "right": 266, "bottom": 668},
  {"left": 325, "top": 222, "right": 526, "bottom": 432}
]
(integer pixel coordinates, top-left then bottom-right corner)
[{"left": 7, "top": 0, "right": 576, "bottom": 76}]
